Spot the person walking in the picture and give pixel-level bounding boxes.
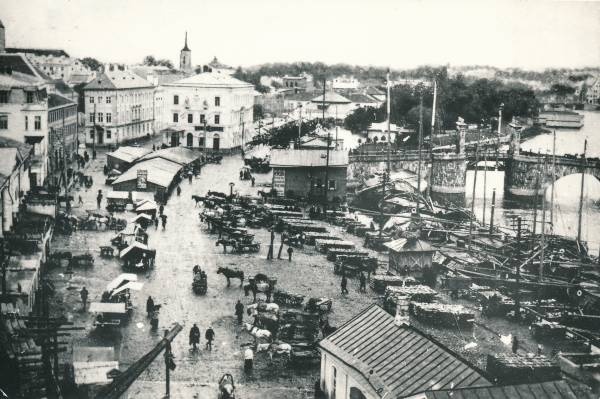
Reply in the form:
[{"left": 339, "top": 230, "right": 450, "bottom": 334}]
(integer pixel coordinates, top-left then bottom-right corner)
[
  {"left": 188, "top": 171, "right": 193, "bottom": 184},
  {"left": 146, "top": 296, "right": 155, "bottom": 317},
  {"left": 96, "top": 190, "right": 103, "bottom": 209},
  {"left": 359, "top": 272, "right": 367, "bottom": 293},
  {"left": 251, "top": 176, "right": 255, "bottom": 187},
  {"left": 161, "top": 214, "right": 167, "bottom": 229},
  {"left": 189, "top": 324, "right": 201, "bottom": 351},
  {"left": 341, "top": 274, "right": 349, "bottom": 295},
  {"left": 277, "top": 232, "right": 287, "bottom": 260},
  {"left": 154, "top": 217, "right": 159, "bottom": 229},
  {"left": 159, "top": 204, "right": 164, "bottom": 216},
  {"left": 266, "top": 228, "right": 275, "bottom": 260},
  {"left": 287, "top": 246, "right": 294, "bottom": 262},
  {"left": 80, "top": 286, "right": 88, "bottom": 310},
  {"left": 205, "top": 326, "right": 215, "bottom": 350},
  {"left": 78, "top": 195, "right": 83, "bottom": 206},
  {"left": 176, "top": 186, "right": 181, "bottom": 196},
  {"left": 244, "top": 346, "right": 254, "bottom": 372},
  {"left": 512, "top": 336, "right": 519, "bottom": 354},
  {"left": 235, "top": 300, "right": 244, "bottom": 324}
]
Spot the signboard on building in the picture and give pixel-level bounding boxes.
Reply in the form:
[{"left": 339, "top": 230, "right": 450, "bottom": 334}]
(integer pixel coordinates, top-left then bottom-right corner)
[
  {"left": 273, "top": 169, "right": 285, "bottom": 197},
  {"left": 137, "top": 170, "right": 148, "bottom": 189}
]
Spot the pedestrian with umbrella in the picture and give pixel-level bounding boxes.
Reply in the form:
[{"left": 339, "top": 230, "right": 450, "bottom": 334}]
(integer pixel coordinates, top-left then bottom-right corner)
[
  {"left": 189, "top": 324, "right": 201, "bottom": 351},
  {"left": 146, "top": 296, "right": 155, "bottom": 317}
]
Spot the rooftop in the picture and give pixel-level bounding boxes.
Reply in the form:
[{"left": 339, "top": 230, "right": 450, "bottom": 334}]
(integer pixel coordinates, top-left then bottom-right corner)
[
  {"left": 167, "top": 72, "right": 253, "bottom": 88},
  {"left": 284, "top": 91, "right": 318, "bottom": 101},
  {"left": 368, "top": 121, "right": 400, "bottom": 132},
  {"left": 48, "top": 93, "right": 76, "bottom": 109},
  {"left": 0, "top": 54, "right": 47, "bottom": 86},
  {"left": 84, "top": 69, "right": 153, "bottom": 90},
  {"left": 207, "top": 56, "right": 232, "bottom": 70},
  {"left": 319, "top": 304, "right": 489, "bottom": 398},
  {"left": 112, "top": 158, "right": 182, "bottom": 188},
  {"left": 270, "top": 149, "right": 348, "bottom": 168},
  {"left": 5, "top": 47, "right": 70, "bottom": 58},
  {"left": 311, "top": 91, "right": 351, "bottom": 104},
  {"left": 347, "top": 93, "right": 379, "bottom": 104},
  {"left": 107, "top": 146, "right": 153, "bottom": 164},
  {"left": 420, "top": 380, "right": 595, "bottom": 399},
  {"left": 384, "top": 237, "right": 435, "bottom": 253},
  {"left": 0, "top": 136, "right": 33, "bottom": 162},
  {"left": 139, "top": 147, "right": 199, "bottom": 166}
]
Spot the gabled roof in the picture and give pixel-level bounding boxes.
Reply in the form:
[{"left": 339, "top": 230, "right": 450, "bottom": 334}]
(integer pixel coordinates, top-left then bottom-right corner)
[
  {"left": 0, "top": 136, "right": 33, "bottom": 162},
  {"left": 311, "top": 91, "right": 351, "bottom": 104},
  {"left": 84, "top": 70, "right": 152, "bottom": 90},
  {"left": 270, "top": 149, "right": 348, "bottom": 168},
  {"left": 139, "top": 147, "right": 199, "bottom": 166},
  {"left": 166, "top": 72, "right": 252, "bottom": 88},
  {"left": 368, "top": 121, "right": 400, "bottom": 133},
  {"left": 348, "top": 93, "right": 379, "bottom": 104},
  {"left": 284, "top": 91, "right": 317, "bottom": 101},
  {"left": 107, "top": 146, "right": 152, "bottom": 164},
  {"left": 319, "top": 304, "right": 489, "bottom": 398},
  {"left": 112, "top": 158, "right": 182, "bottom": 188},
  {"left": 48, "top": 93, "right": 76, "bottom": 109},
  {"left": 51, "top": 79, "right": 76, "bottom": 96},
  {"left": 420, "top": 380, "right": 595, "bottom": 399},
  {"left": 385, "top": 237, "right": 435, "bottom": 253},
  {"left": 6, "top": 47, "right": 70, "bottom": 58},
  {"left": 0, "top": 54, "right": 47, "bottom": 85}
]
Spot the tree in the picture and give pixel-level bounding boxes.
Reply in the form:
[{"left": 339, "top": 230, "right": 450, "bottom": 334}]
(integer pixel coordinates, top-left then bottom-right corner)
[
  {"left": 143, "top": 55, "right": 157, "bottom": 66},
  {"left": 344, "top": 107, "right": 381, "bottom": 133},
  {"left": 253, "top": 104, "right": 264, "bottom": 121},
  {"left": 550, "top": 83, "right": 575, "bottom": 97},
  {"left": 406, "top": 106, "right": 433, "bottom": 136},
  {"left": 80, "top": 57, "right": 101, "bottom": 71},
  {"left": 156, "top": 59, "right": 174, "bottom": 69}
]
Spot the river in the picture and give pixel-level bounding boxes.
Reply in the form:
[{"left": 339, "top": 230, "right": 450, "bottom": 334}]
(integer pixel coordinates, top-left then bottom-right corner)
[{"left": 336, "top": 112, "right": 600, "bottom": 254}]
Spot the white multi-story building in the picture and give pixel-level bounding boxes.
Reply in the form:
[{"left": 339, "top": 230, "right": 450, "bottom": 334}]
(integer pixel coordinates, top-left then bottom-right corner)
[
  {"left": 160, "top": 73, "right": 254, "bottom": 151},
  {"left": 586, "top": 78, "right": 600, "bottom": 104},
  {"left": 0, "top": 53, "right": 50, "bottom": 187},
  {"left": 331, "top": 75, "right": 360, "bottom": 90},
  {"left": 83, "top": 65, "right": 154, "bottom": 147}
]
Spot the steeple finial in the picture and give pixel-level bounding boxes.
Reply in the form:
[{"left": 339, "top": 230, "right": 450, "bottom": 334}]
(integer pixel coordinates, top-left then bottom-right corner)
[{"left": 182, "top": 31, "right": 190, "bottom": 51}]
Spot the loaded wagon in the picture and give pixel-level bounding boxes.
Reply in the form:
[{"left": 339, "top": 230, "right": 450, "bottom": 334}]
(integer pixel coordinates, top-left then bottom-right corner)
[
  {"left": 273, "top": 289, "right": 305, "bottom": 307},
  {"left": 326, "top": 248, "right": 368, "bottom": 261},
  {"left": 90, "top": 302, "right": 128, "bottom": 328},
  {"left": 106, "top": 191, "right": 129, "bottom": 212},
  {"left": 333, "top": 256, "right": 378, "bottom": 277},
  {"left": 315, "top": 239, "right": 355, "bottom": 254},
  {"left": 306, "top": 232, "right": 340, "bottom": 246}
]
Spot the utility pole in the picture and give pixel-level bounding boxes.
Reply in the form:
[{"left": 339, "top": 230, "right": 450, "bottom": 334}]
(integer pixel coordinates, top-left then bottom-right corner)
[
  {"left": 164, "top": 329, "right": 172, "bottom": 398},
  {"left": 416, "top": 93, "right": 423, "bottom": 214},
  {"left": 550, "top": 130, "right": 556, "bottom": 233},
  {"left": 298, "top": 105, "right": 302, "bottom": 143},
  {"left": 539, "top": 159, "right": 547, "bottom": 305},
  {"left": 515, "top": 216, "right": 522, "bottom": 321},
  {"left": 468, "top": 128, "right": 481, "bottom": 250},
  {"left": 482, "top": 151, "right": 487, "bottom": 226},
  {"left": 386, "top": 69, "right": 391, "bottom": 173},
  {"left": 93, "top": 102, "right": 96, "bottom": 158},
  {"left": 323, "top": 79, "right": 330, "bottom": 211},
  {"left": 489, "top": 188, "right": 496, "bottom": 234},
  {"left": 577, "top": 139, "right": 587, "bottom": 244}
]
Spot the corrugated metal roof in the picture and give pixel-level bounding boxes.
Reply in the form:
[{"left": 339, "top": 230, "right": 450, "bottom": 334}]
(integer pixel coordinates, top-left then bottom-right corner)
[
  {"left": 319, "top": 304, "right": 489, "bottom": 398},
  {"left": 270, "top": 149, "right": 348, "bottom": 167},
  {"left": 112, "top": 158, "right": 181, "bottom": 188},
  {"left": 424, "top": 380, "right": 595, "bottom": 399},
  {"left": 107, "top": 146, "right": 152, "bottom": 164},
  {"left": 384, "top": 237, "right": 435, "bottom": 253}
]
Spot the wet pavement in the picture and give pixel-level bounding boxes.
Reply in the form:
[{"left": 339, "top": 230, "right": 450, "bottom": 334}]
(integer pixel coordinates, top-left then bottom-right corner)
[{"left": 49, "top": 146, "right": 379, "bottom": 398}]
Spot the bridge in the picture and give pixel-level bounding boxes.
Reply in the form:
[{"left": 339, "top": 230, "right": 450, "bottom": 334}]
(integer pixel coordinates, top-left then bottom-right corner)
[{"left": 349, "top": 144, "right": 600, "bottom": 199}]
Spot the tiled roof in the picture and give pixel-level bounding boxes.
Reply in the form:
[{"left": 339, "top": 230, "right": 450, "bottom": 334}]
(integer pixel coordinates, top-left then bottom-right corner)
[
  {"left": 0, "top": 136, "right": 33, "bottom": 161},
  {"left": 284, "top": 91, "right": 318, "bottom": 101},
  {"left": 270, "top": 149, "right": 348, "bottom": 168},
  {"left": 0, "top": 54, "right": 46, "bottom": 82},
  {"left": 347, "top": 93, "right": 379, "bottom": 103},
  {"left": 51, "top": 79, "right": 76, "bottom": 96},
  {"left": 167, "top": 72, "right": 252, "bottom": 88},
  {"left": 311, "top": 91, "right": 351, "bottom": 104},
  {"left": 48, "top": 93, "right": 76, "bottom": 109},
  {"left": 319, "top": 304, "right": 489, "bottom": 398},
  {"left": 421, "top": 380, "right": 595, "bottom": 399},
  {"left": 384, "top": 237, "right": 435, "bottom": 253},
  {"left": 107, "top": 146, "right": 152, "bottom": 164},
  {"left": 84, "top": 70, "right": 152, "bottom": 90},
  {"left": 6, "top": 47, "right": 70, "bottom": 58}
]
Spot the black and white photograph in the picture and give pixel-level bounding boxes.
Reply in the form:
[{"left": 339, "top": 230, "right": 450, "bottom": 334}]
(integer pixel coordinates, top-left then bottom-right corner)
[{"left": 0, "top": 0, "right": 600, "bottom": 398}]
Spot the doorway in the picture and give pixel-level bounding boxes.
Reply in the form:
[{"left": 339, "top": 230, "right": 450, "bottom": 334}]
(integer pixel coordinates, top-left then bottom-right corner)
[
  {"left": 187, "top": 133, "right": 193, "bottom": 147},
  {"left": 170, "top": 132, "right": 178, "bottom": 147},
  {"left": 213, "top": 134, "right": 220, "bottom": 151},
  {"left": 97, "top": 129, "right": 104, "bottom": 145}
]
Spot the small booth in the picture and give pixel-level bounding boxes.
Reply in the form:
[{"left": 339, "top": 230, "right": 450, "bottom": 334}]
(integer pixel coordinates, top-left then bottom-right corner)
[{"left": 384, "top": 237, "right": 436, "bottom": 280}]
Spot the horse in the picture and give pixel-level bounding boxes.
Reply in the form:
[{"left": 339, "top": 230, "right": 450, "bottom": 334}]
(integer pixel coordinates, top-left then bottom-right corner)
[
  {"left": 216, "top": 267, "right": 244, "bottom": 287},
  {"left": 247, "top": 302, "right": 279, "bottom": 315},
  {"left": 256, "top": 342, "right": 292, "bottom": 362},
  {"left": 191, "top": 195, "right": 204, "bottom": 207},
  {"left": 218, "top": 374, "right": 235, "bottom": 399},
  {"left": 243, "top": 323, "right": 272, "bottom": 340},
  {"left": 216, "top": 238, "right": 237, "bottom": 253}
]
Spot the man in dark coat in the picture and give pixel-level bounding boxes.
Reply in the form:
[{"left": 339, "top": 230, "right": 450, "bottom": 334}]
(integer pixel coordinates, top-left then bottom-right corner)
[
  {"left": 96, "top": 190, "right": 103, "bottom": 209},
  {"left": 189, "top": 324, "right": 201, "bottom": 350},
  {"left": 205, "top": 326, "right": 215, "bottom": 350},
  {"left": 235, "top": 300, "right": 244, "bottom": 324},
  {"left": 287, "top": 246, "right": 293, "bottom": 262},
  {"left": 146, "top": 296, "right": 155, "bottom": 317},
  {"left": 359, "top": 272, "right": 367, "bottom": 293},
  {"left": 341, "top": 275, "right": 349, "bottom": 295},
  {"left": 80, "top": 286, "right": 88, "bottom": 310}
]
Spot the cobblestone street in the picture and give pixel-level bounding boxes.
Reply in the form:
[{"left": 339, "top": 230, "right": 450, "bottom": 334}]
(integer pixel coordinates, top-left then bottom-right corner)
[{"left": 49, "top": 147, "right": 380, "bottom": 398}]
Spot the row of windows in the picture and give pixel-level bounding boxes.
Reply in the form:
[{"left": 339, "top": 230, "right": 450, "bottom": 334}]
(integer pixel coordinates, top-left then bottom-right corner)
[
  {"left": 89, "top": 122, "right": 151, "bottom": 140},
  {"left": 49, "top": 106, "right": 76, "bottom": 122},
  {"left": 88, "top": 92, "right": 154, "bottom": 104},
  {"left": 0, "top": 115, "right": 42, "bottom": 130},
  {"left": 173, "top": 113, "right": 219, "bottom": 124},
  {"left": 173, "top": 95, "right": 220, "bottom": 106},
  {"left": 89, "top": 96, "right": 112, "bottom": 104},
  {"left": 89, "top": 113, "right": 113, "bottom": 123}
]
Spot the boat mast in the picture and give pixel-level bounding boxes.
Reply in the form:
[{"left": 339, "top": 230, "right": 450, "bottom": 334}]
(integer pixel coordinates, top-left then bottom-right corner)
[
  {"left": 550, "top": 130, "right": 556, "bottom": 233},
  {"left": 323, "top": 79, "right": 330, "bottom": 212},
  {"left": 538, "top": 158, "right": 547, "bottom": 305},
  {"left": 428, "top": 79, "right": 437, "bottom": 201},
  {"left": 468, "top": 128, "right": 481, "bottom": 251},
  {"left": 416, "top": 93, "right": 423, "bottom": 215},
  {"left": 577, "top": 139, "right": 587, "bottom": 244}
]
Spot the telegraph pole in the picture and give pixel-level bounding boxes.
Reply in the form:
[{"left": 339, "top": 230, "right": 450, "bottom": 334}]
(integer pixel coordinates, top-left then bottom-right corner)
[
  {"left": 93, "top": 102, "right": 97, "bottom": 158},
  {"left": 550, "top": 130, "right": 556, "bottom": 233},
  {"left": 515, "top": 216, "right": 522, "bottom": 321},
  {"left": 577, "top": 139, "right": 588, "bottom": 244},
  {"left": 468, "top": 128, "right": 481, "bottom": 251},
  {"left": 323, "top": 79, "right": 330, "bottom": 211},
  {"left": 489, "top": 188, "right": 496, "bottom": 234},
  {"left": 416, "top": 93, "right": 423, "bottom": 214}
]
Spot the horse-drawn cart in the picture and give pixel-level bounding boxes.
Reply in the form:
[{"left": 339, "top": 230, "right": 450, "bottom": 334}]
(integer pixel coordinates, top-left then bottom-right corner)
[
  {"left": 273, "top": 289, "right": 305, "bottom": 307},
  {"left": 192, "top": 271, "right": 208, "bottom": 295}
]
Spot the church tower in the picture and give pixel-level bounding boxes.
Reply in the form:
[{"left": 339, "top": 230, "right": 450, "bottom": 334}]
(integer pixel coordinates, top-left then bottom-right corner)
[{"left": 179, "top": 32, "right": 192, "bottom": 73}]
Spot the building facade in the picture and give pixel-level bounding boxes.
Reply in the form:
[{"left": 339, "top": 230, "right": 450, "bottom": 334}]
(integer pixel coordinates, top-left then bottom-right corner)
[
  {"left": 0, "top": 138, "right": 33, "bottom": 235},
  {"left": 282, "top": 73, "right": 313, "bottom": 92},
  {"left": 0, "top": 53, "right": 50, "bottom": 187},
  {"left": 331, "top": 75, "right": 360, "bottom": 90},
  {"left": 586, "top": 78, "right": 600, "bottom": 104},
  {"left": 161, "top": 73, "right": 254, "bottom": 151},
  {"left": 48, "top": 93, "right": 78, "bottom": 183},
  {"left": 83, "top": 65, "right": 154, "bottom": 147}
]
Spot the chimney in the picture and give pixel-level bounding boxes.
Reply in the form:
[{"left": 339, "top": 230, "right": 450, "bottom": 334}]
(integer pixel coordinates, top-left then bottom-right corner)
[{"left": 394, "top": 296, "right": 410, "bottom": 326}]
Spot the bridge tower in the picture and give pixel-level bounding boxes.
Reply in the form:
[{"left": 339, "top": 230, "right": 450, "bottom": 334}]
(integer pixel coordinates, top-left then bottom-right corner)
[{"left": 430, "top": 131, "right": 467, "bottom": 205}]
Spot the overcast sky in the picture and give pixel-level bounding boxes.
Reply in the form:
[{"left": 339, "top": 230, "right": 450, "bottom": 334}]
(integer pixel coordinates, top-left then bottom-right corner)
[{"left": 3, "top": 0, "right": 600, "bottom": 70}]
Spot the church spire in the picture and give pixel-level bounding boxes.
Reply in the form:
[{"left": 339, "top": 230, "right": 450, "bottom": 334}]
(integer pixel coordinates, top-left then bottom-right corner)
[{"left": 182, "top": 31, "right": 190, "bottom": 51}]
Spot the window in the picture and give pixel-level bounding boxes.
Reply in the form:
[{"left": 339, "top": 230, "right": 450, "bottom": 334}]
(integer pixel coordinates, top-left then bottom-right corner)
[
  {"left": 198, "top": 137, "right": 205, "bottom": 147},
  {"left": 89, "top": 113, "right": 95, "bottom": 123},
  {"left": 173, "top": 113, "right": 179, "bottom": 123},
  {"left": 200, "top": 114, "right": 205, "bottom": 123},
  {"left": 0, "top": 91, "right": 9, "bottom": 103},
  {"left": 90, "top": 130, "right": 94, "bottom": 139},
  {"left": 106, "top": 113, "right": 112, "bottom": 123},
  {"left": 98, "top": 112, "right": 103, "bottom": 122},
  {"left": 328, "top": 180, "right": 336, "bottom": 191},
  {"left": 98, "top": 96, "right": 103, "bottom": 103},
  {"left": 215, "top": 96, "right": 220, "bottom": 106},
  {"left": 0, "top": 115, "right": 7, "bottom": 129},
  {"left": 26, "top": 91, "right": 35, "bottom": 104},
  {"left": 187, "top": 113, "right": 193, "bottom": 123},
  {"left": 106, "top": 130, "right": 112, "bottom": 139},
  {"left": 25, "top": 116, "right": 28, "bottom": 130},
  {"left": 214, "top": 115, "right": 220, "bottom": 124},
  {"left": 332, "top": 366, "right": 337, "bottom": 399},
  {"left": 34, "top": 116, "right": 41, "bottom": 130},
  {"left": 106, "top": 96, "right": 111, "bottom": 103},
  {"left": 89, "top": 96, "right": 94, "bottom": 103},
  {"left": 174, "top": 95, "right": 179, "bottom": 105}
]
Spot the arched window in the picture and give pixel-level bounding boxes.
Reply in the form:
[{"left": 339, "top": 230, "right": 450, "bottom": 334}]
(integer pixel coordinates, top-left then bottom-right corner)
[{"left": 350, "top": 387, "right": 367, "bottom": 399}]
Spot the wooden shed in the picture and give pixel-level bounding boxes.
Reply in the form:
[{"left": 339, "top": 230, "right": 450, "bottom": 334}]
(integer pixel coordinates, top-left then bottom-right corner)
[{"left": 384, "top": 237, "right": 436, "bottom": 279}]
